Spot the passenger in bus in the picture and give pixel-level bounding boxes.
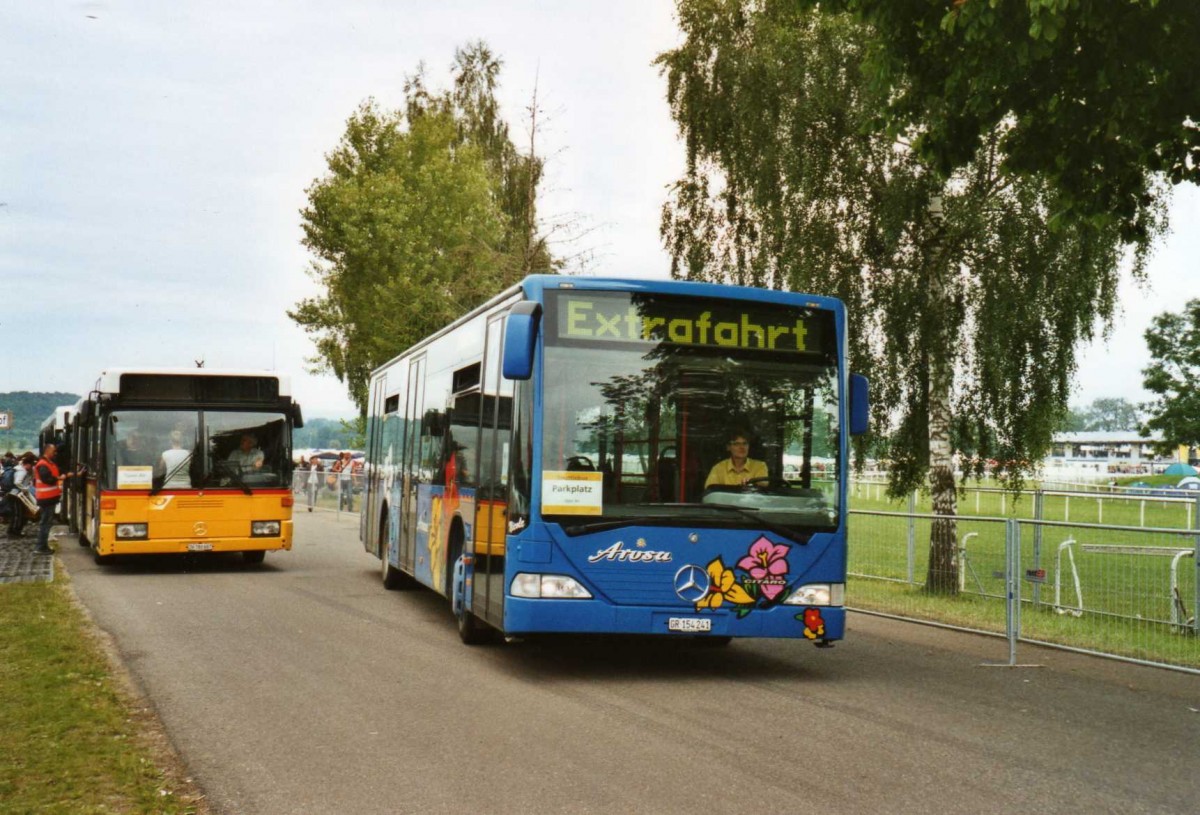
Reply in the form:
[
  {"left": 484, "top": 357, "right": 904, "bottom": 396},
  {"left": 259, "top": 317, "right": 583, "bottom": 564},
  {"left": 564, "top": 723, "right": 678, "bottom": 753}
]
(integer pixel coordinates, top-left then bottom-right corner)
[
  {"left": 704, "top": 428, "right": 768, "bottom": 488},
  {"left": 157, "top": 430, "right": 192, "bottom": 488},
  {"left": 119, "top": 431, "right": 154, "bottom": 467},
  {"left": 227, "top": 433, "right": 264, "bottom": 472}
]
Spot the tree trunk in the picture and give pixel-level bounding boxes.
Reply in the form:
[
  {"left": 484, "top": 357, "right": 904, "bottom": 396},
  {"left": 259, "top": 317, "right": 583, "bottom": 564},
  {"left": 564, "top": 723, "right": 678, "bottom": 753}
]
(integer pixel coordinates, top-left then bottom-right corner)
[
  {"left": 925, "top": 400, "right": 960, "bottom": 593},
  {"left": 924, "top": 196, "right": 959, "bottom": 594}
]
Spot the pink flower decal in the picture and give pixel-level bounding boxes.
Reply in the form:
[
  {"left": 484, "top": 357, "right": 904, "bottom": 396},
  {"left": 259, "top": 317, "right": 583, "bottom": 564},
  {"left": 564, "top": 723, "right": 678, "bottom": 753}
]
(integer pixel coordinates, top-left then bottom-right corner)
[{"left": 736, "top": 536, "right": 791, "bottom": 601}]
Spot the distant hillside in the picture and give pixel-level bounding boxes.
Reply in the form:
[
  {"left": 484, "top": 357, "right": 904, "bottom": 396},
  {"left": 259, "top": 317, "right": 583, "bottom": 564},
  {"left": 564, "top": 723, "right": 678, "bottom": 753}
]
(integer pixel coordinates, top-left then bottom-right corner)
[
  {"left": 293, "top": 417, "right": 358, "bottom": 451},
  {"left": 0, "top": 391, "right": 81, "bottom": 452}
]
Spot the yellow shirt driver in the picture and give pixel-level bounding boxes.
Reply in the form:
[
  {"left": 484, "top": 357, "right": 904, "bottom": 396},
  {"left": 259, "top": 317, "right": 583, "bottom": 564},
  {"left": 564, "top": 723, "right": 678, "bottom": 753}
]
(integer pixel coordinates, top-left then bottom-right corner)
[{"left": 705, "top": 433, "right": 768, "bottom": 488}]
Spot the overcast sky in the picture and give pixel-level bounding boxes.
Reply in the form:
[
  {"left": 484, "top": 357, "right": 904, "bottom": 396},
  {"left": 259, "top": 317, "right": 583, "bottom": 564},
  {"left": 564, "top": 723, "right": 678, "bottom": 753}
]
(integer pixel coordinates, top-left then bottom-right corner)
[{"left": 2, "top": 2, "right": 1195, "bottom": 419}]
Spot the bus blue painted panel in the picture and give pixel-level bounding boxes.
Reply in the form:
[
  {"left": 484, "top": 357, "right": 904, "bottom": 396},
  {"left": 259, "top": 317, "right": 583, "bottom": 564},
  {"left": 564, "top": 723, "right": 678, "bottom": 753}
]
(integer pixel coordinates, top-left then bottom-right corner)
[{"left": 504, "top": 597, "right": 844, "bottom": 640}]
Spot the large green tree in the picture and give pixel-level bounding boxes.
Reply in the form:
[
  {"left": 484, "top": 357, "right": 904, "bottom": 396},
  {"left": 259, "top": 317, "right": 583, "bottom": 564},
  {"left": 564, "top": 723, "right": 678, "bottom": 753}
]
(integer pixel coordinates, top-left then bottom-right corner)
[
  {"left": 291, "top": 45, "right": 549, "bottom": 412},
  {"left": 805, "top": 0, "right": 1199, "bottom": 243},
  {"left": 290, "top": 102, "right": 506, "bottom": 411},
  {"left": 1141, "top": 299, "right": 1200, "bottom": 451},
  {"left": 1077, "top": 398, "right": 1142, "bottom": 432},
  {"left": 658, "top": 1, "right": 1162, "bottom": 591}
]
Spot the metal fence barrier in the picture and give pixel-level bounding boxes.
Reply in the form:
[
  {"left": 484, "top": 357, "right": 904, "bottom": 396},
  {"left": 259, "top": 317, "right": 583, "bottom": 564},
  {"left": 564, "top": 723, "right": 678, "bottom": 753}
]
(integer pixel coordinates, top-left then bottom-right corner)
[
  {"left": 293, "top": 470, "right": 364, "bottom": 516},
  {"left": 849, "top": 509, "right": 1200, "bottom": 674},
  {"left": 851, "top": 479, "right": 1200, "bottom": 530}
]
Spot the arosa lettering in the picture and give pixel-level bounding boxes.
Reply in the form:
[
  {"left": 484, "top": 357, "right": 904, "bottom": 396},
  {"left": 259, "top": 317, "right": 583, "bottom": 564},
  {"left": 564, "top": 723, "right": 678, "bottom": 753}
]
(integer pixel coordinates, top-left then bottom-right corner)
[
  {"left": 588, "top": 541, "right": 673, "bottom": 563},
  {"left": 555, "top": 293, "right": 825, "bottom": 354}
]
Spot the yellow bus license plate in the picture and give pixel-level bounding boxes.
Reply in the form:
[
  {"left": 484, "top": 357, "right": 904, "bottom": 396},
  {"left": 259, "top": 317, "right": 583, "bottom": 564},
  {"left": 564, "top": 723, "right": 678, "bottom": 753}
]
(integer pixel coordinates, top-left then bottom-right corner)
[{"left": 187, "top": 543, "right": 213, "bottom": 552}]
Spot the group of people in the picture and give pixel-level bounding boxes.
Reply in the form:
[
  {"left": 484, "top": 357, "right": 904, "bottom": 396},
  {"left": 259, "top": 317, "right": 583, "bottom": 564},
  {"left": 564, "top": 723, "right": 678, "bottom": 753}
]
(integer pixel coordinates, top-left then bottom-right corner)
[
  {"left": 295, "top": 452, "right": 361, "bottom": 513},
  {"left": 0, "top": 444, "right": 76, "bottom": 554}
]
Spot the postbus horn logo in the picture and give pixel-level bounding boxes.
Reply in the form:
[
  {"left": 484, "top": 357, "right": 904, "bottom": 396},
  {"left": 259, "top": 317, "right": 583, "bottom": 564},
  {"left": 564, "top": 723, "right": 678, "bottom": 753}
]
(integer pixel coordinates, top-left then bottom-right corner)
[{"left": 673, "top": 564, "right": 710, "bottom": 603}]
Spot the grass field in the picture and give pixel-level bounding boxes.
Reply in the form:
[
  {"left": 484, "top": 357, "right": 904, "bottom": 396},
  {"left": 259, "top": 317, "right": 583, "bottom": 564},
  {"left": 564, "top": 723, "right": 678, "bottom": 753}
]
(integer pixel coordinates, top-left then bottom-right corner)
[
  {"left": 847, "top": 480, "right": 1200, "bottom": 670},
  {"left": 0, "top": 574, "right": 205, "bottom": 814}
]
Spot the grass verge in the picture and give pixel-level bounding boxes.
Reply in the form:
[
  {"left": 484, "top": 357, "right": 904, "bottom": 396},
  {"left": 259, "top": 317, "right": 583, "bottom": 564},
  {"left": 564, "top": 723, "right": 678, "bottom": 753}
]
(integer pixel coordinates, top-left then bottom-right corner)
[
  {"left": 850, "top": 578, "right": 1200, "bottom": 670},
  {"left": 0, "top": 569, "right": 208, "bottom": 814}
]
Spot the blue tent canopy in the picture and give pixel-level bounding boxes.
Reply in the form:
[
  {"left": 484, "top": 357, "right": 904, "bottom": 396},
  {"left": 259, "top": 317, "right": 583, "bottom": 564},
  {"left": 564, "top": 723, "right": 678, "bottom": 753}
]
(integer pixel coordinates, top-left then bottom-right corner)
[{"left": 1163, "top": 462, "right": 1198, "bottom": 476}]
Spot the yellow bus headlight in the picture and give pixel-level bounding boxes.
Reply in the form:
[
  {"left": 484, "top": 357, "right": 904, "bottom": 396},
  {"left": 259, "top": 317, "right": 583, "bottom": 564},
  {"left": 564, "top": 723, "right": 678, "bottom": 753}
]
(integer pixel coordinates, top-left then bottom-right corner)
[
  {"left": 251, "top": 521, "right": 281, "bottom": 537},
  {"left": 115, "top": 523, "right": 148, "bottom": 540}
]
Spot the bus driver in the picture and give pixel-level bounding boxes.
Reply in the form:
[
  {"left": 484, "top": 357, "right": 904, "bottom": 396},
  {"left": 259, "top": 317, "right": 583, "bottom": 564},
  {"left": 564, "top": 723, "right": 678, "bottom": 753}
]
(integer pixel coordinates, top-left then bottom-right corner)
[
  {"left": 704, "top": 428, "right": 768, "bottom": 488},
  {"left": 227, "top": 433, "right": 264, "bottom": 472}
]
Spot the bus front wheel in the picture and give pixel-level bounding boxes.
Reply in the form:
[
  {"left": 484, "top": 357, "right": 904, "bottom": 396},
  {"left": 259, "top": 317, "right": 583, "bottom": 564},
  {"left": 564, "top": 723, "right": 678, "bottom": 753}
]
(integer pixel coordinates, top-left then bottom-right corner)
[
  {"left": 242, "top": 551, "right": 266, "bottom": 565},
  {"left": 457, "top": 602, "right": 491, "bottom": 645}
]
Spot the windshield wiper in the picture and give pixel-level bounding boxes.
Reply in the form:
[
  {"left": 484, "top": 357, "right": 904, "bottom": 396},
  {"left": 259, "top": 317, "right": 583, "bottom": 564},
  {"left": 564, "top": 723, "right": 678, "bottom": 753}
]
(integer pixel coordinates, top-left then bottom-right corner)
[
  {"left": 150, "top": 453, "right": 192, "bottom": 497},
  {"left": 561, "top": 503, "right": 818, "bottom": 541},
  {"left": 561, "top": 515, "right": 684, "bottom": 535},
  {"left": 698, "top": 504, "right": 814, "bottom": 543}
]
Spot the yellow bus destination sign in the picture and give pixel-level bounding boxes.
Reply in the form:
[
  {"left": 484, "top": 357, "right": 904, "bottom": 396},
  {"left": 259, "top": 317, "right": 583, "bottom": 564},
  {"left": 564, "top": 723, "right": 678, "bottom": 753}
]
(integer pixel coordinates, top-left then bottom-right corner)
[{"left": 553, "top": 292, "right": 828, "bottom": 354}]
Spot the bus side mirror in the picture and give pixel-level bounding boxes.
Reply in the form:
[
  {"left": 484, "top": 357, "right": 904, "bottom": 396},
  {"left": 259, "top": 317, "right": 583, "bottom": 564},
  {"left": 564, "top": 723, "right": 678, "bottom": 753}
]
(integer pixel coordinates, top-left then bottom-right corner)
[
  {"left": 849, "top": 374, "right": 869, "bottom": 436},
  {"left": 80, "top": 400, "right": 94, "bottom": 425},
  {"left": 502, "top": 301, "right": 542, "bottom": 380},
  {"left": 291, "top": 404, "right": 305, "bottom": 429}
]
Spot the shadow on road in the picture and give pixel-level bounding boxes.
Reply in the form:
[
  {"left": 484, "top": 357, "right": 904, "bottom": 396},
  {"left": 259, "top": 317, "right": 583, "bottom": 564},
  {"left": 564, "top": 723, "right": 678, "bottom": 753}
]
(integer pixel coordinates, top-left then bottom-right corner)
[
  {"left": 85, "top": 552, "right": 285, "bottom": 576},
  {"left": 491, "top": 634, "right": 838, "bottom": 682},
  {"left": 351, "top": 563, "right": 844, "bottom": 681}
]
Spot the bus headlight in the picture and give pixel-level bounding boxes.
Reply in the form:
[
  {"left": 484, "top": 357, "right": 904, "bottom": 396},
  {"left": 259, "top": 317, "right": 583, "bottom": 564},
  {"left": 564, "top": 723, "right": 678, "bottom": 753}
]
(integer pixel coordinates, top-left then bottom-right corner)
[
  {"left": 511, "top": 573, "right": 593, "bottom": 599},
  {"left": 251, "top": 521, "right": 281, "bottom": 537},
  {"left": 783, "top": 583, "right": 844, "bottom": 606},
  {"left": 116, "top": 523, "right": 148, "bottom": 540}
]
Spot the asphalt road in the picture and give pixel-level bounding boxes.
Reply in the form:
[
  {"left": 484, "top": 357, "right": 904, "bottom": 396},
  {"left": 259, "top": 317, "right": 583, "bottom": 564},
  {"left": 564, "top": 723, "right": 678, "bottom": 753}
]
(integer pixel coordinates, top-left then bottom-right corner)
[{"left": 60, "top": 511, "right": 1198, "bottom": 815}]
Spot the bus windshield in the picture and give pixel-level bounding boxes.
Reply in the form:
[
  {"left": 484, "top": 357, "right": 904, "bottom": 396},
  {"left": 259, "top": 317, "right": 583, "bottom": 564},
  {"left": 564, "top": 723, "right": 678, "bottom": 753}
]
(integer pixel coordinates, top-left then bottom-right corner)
[
  {"left": 540, "top": 291, "right": 840, "bottom": 540},
  {"left": 105, "top": 409, "right": 291, "bottom": 490}
]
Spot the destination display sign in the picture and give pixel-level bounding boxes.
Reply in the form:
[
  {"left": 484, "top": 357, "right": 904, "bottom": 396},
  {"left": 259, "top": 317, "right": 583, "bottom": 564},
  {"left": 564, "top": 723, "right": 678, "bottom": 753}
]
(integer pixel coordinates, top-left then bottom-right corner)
[{"left": 550, "top": 291, "right": 829, "bottom": 355}]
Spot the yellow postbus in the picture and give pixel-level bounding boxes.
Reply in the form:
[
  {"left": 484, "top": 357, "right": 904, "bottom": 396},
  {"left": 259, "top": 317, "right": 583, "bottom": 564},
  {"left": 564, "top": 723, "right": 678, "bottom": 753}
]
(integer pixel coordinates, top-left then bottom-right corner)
[{"left": 75, "top": 368, "right": 304, "bottom": 565}]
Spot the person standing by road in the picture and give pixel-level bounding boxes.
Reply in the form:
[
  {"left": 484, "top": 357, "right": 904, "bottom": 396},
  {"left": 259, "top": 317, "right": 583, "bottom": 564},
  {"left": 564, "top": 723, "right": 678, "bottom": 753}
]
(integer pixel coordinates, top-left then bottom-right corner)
[
  {"left": 306, "top": 456, "right": 323, "bottom": 512},
  {"left": 295, "top": 456, "right": 309, "bottom": 497},
  {"left": 337, "top": 451, "right": 354, "bottom": 512},
  {"left": 33, "top": 443, "right": 73, "bottom": 555}
]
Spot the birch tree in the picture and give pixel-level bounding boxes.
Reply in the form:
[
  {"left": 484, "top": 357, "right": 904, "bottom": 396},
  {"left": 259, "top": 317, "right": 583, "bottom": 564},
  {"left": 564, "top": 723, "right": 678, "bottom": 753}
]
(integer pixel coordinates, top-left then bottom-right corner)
[{"left": 659, "top": 0, "right": 1164, "bottom": 591}]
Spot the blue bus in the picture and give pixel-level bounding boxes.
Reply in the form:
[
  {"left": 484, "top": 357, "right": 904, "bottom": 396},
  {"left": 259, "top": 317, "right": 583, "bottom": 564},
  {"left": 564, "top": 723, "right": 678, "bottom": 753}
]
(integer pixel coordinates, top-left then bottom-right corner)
[{"left": 361, "top": 275, "right": 868, "bottom": 644}]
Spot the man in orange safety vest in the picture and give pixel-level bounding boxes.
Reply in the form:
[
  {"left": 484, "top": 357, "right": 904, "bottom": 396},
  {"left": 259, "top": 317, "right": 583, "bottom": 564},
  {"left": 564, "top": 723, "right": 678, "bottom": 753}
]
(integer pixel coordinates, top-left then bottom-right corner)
[{"left": 33, "top": 443, "right": 73, "bottom": 556}]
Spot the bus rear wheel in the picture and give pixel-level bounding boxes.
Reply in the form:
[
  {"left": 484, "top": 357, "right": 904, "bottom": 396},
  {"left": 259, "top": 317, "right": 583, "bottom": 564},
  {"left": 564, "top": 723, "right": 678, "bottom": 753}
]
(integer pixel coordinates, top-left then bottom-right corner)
[{"left": 381, "top": 555, "right": 412, "bottom": 590}]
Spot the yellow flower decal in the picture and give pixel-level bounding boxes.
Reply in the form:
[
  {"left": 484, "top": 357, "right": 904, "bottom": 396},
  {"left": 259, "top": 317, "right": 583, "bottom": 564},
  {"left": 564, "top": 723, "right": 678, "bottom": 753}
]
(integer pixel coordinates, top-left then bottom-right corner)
[{"left": 696, "top": 557, "right": 755, "bottom": 610}]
